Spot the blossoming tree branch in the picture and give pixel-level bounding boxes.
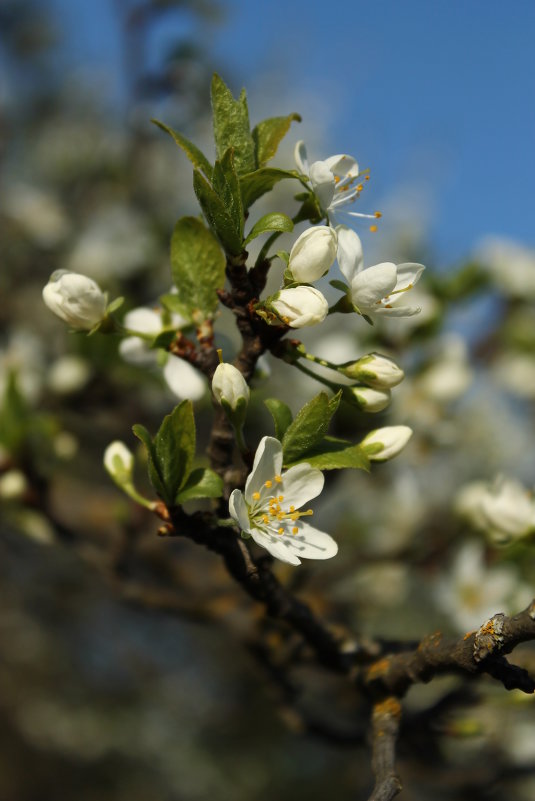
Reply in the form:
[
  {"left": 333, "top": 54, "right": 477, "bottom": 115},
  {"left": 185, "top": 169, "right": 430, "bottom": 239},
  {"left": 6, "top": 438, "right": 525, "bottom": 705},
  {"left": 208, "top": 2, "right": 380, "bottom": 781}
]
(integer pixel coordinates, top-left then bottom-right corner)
[{"left": 41, "top": 75, "right": 535, "bottom": 801}]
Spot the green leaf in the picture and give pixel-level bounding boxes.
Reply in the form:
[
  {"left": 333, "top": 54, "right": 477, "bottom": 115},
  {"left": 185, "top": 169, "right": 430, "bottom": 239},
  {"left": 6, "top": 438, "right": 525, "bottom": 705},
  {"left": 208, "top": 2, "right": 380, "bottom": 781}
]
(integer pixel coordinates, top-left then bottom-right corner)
[
  {"left": 132, "top": 423, "right": 167, "bottom": 500},
  {"left": 252, "top": 113, "right": 301, "bottom": 167},
  {"left": 264, "top": 398, "right": 293, "bottom": 440},
  {"left": 193, "top": 170, "right": 243, "bottom": 255},
  {"left": 152, "top": 119, "right": 213, "bottom": 179},
  {"left": 176, "top": 467, "right": 223, "bottom": 503},
  {"left": 107, "top": 296, "right": 124, "bottom": 314},
  {"left": 330, "top": 279, "right": 349, "bottom": 293},
  {"left": 0, "top": 371, "right": 28, "bottom": 452},
  {"left": 133, "top": 402, "right": 196, "bottom": 505},
  {"left": 240, "top": 167, "right": 302, "bottom": 210},
  {"left": 285, "top": 436, "right": 370, "bottom": 471},
  {"left": 244, "top": 212, "right": 294, "bottom": 246},
  {"left": 153, "top": 401, "right": 195, "bottom": 504},
  {"left": 212, "top": 148, "right": 244, "bottom": 240},
  {"left": 282, "top": 391, "right": 341, "bottom": 463},
  {"left": 171, "top": 216, "right": 226, "bottom": 318},
  {"left": 211, "top": 74, "right": 255, "bottom": 175}
]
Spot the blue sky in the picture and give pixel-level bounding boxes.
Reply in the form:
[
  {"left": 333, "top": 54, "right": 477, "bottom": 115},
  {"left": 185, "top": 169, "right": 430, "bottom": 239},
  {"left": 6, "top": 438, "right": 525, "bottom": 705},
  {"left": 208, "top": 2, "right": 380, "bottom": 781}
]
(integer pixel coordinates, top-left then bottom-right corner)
[{"left": 48, "top": 0, "right": 535, "bottom": 264}]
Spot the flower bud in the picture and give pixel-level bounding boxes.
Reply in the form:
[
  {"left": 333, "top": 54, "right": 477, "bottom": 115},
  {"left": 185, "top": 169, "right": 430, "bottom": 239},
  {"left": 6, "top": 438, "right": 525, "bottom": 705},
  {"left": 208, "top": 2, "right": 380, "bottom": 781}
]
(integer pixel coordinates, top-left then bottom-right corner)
[
  {"left": 339, "top": 353, "right": 404, "bottom": 389},
  {"left": 288, "top": 226, "right": 338, "bottom": 283},
  {"left": 361, "top": 425, "right": 413, "bottom": 461},
  {"left": 42, "top": 270, "right": 107, "bottom": 330},
  {"left": 270, "top": 286, "right": 329, "bottom": 328},
  {"left": 343, "top": 386, "right": 391, "bottom": 412},
  {"left": 104, "top": 441, "right": 134, "bottom": 484},
  {"left": 480, "top": 476, "right": 535, "bottom": 545},
  {"left": 212, "top": 363, "right": 250, "bottom": 427}
]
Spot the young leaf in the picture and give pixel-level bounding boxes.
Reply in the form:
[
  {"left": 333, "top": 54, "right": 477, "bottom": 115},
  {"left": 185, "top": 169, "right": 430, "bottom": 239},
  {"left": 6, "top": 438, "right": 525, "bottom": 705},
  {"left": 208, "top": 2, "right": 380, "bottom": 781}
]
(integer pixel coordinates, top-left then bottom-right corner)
[
  {"left": 193, "top": 170, "right": 243, "bottom": 255},
  {"left": 151, "top": 119, "right": 213, "bottom": 179},
  {"left": 240, "top": 167, "right": 302, "bottom": 210},
  {"left": 264, "top": 398, "right": 293, "bottom": 440},
  {"left": 153, "top": 401, "right": 196, "bottom": 504},
  {"left": 282, "top": 391, "right": 341, "bottom": 463},
  {"left": 176, "top": 467, "right": 223, "bottom": 503},
  {"left": 252, "top": 113, "right": 301, "bottom": 167},
  {"left": 212, "top": 148, "right": 244, "bottom": 241},
  {"left": 133, "top": 402, "right": 196, "bottom": 505},
  {"left": 171, "top": 216, "right": 226, "bottom": 319},
  {"left": 211, "top": 74, "right": 255, "bottom": 175},
  {"left": 132, "top": 423, "right": 167, "bottom": 500},
  {"left": 285, "top": 436, "right": 370, "bottom": 471},
  {"left": 244, "top": 212, "right": 294, "bottom": 246}
]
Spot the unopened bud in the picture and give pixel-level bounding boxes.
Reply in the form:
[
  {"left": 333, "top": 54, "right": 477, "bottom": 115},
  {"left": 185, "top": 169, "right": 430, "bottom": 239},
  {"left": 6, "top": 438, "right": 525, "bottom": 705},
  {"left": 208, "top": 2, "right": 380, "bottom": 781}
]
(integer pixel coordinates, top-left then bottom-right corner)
[
  {"left": 270, "top": 286, "right": 329, "bottom": 328},
  {"left": 288, "top": 226, "right": 338, "bottom": 283},
  {"left": 361, "top": 425, "right": 413, "bottom": 461},
  {"left": 212, "top": 363, "right": 250, "bottom": 427},
  {"left": 42, "top": 270, "right": 107, "bottom": 330},
  {"left": 343, "top": 385, "right": 391, "bottom": 412},
  {"left": 339, "top": 353, "right": 404, "bottom": 389}
]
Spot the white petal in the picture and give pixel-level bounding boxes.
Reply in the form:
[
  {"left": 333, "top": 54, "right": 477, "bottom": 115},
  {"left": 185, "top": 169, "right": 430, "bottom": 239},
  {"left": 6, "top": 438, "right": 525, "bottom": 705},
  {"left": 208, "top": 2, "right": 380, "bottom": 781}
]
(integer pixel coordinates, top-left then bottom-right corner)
[
  {"left": 163, "top": 357, "right": 206, "bottom": 400},
  {"left": 309, "top": 160, "right": 335, "bottom": 210},
  {"left": 250, "top": 529, "right": 302, "bottom": 565},
  {"left": 336, "top": 225, "right": 363, "bottom": 284},
  {"left": 351, "top": 263, "right": 397, "bottom": 309},
  {"left": 323, "top": 153, "right": 359, "bottom": 179},
  {"left": 283, "top": 522, "right": 338, "bottom": 560},
  {"left": 280, "top": 463, "right": 324, "bottom": 508},
  {"left": 373, "top": 304, "right": 422, "bottom": 317},
  {"left": 229, "top": 489, "right": 251, "bottom": 532},
  {"left": 294, "top": 140, "right": 309, "bottom": 174},
  {"left": 244, "top": 436, "right": 283, "bottom": 503},
  {"left": 393, "top": 263, "right": 425, "bottom": 292}
]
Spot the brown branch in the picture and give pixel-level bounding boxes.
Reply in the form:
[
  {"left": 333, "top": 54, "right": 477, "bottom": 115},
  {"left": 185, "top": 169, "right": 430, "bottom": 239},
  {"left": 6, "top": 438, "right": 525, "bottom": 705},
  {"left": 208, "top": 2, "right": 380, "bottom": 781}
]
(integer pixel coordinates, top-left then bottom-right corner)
[
  {"left": 368, "top": 698, "right": 403, "bottom": 801},
  {"left": 362, "top": 606, "right": 535, "bottom": 700}
]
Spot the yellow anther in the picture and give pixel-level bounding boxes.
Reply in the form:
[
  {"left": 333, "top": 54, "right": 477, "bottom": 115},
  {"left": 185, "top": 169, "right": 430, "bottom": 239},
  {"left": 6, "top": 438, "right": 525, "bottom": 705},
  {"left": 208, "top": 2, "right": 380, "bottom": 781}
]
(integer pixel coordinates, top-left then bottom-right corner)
[
  {"left": 290, "top": 512, "right": 299, "bottom": 521},
  {"left": 289, "top": 505, "right": 295, "bottom": 512},
  {"left": 292, "top": 527, "right": 299, "bottom": 535},
  {"left": 374, "top": 211, "right": 382, "bottom": 218},
  {"left": 252, "top": 491, "right": 261, "bottom": 501},
  {"left": 275, "top": 475, "right": 282, "bottom": 483},
  {"left": 369, "top": 225, "right": 378, "bottom": 233},
  {"left": 365, "top": 175, "right": 370, "bottom": 181},
  {"left": 334, "top": 175, "right": 341, "bottom": 183},
  {"left": 270, "top": 508, "right": 277, "bottom": 516},
  {"left": 357, "top": 183, "right": 363, "bottom": 192},
  {"left": 278, "top": 527, "right": 284, "bottom": 535},
  {"left": 265, "top": 480, "right": 272, "bottom": 488},
  {"left": 263, "top": 515, "right": 269, "bottom": 524},
  {"left": 278, "top": 495, "right": 284, "bottom": 502}
]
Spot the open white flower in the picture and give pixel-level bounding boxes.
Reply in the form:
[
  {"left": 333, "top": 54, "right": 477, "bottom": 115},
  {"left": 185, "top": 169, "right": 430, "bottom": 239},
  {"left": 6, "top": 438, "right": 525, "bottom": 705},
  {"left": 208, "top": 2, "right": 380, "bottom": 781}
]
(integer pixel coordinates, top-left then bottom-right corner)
[
  {"left": 480, "top": 476, "right": 535, "bottom": 545},
  {"left": 295, "top": 140, "right": 379, "bottom": 226},
  {"left": 229, "top": 436, "right": 338, "bottom": 565},
  {"left": 336, "top": 226, "right": 425, "bottom": 318}
]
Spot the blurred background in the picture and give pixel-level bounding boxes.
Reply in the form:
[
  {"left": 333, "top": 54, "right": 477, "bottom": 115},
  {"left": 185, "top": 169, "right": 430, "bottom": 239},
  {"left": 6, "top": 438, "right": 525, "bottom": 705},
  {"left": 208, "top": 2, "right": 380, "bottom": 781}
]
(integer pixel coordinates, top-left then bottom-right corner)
[{"left": 2, "top": 1, "right": 535, "bottom": 799}]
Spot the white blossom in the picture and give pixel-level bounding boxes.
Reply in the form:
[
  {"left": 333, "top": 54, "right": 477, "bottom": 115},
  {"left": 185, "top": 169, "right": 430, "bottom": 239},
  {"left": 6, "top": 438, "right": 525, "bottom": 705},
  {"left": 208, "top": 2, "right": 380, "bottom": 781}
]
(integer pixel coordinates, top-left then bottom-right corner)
[
  {"left": 480, "top": 476, "right": 535, "bottom": 545},
  {"left": 361, "top": 425, "right": 413, "bottom": 461},
  {"left": 270, "top": 286, "right": 329, "bottom": 328},
  {"left": 336, "top": 226, "right": 425, "bottom": 319},
  {"left": 288, "top": 226, "right": 338, "bottom": 283},
  {"left": 229, "top": 436, "right": 338, "bottom": 565},
  {"left": 295, "top": 140, "right": 379, "bottom": 225},
  {"left": 42, "top": 270, "right": 107, "bottom": 330},
  {"left": 212, "top": 363, "right": 249, "bottom": 426}
]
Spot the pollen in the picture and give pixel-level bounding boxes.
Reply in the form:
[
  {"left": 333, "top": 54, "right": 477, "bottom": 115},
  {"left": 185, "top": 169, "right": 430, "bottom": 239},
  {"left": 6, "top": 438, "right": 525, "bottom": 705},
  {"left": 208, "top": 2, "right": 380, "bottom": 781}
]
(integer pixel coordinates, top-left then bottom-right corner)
[
  {"left": 252, "top": 491, "right": 261, "bottom": 501},
  {"left": 265, "top": 480, "right": 273, "bottom": 488}
]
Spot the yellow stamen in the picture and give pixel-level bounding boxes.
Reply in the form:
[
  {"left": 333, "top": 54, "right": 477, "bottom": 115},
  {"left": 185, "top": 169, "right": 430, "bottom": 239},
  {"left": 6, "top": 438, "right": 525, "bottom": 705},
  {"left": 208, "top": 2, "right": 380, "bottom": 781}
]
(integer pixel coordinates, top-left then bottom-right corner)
[
  {"left": 289, "top": 505, "right": 295, "bottom": 512},
  {"left": 265, "top": 480, "right": 272, "bottom": 488},
  {"left": 278, "top": 495, "right": 284, "bottom": 502},
  {"left": 369, "top": 225, "right": 378, "bottom": 233},
  {"left": 278, "top": 527, "right": 284, "bottom": 535},
  {"left": 263, "top": 515, "right": 269, "bottom": 524},
  {"left": 275, "top": 475, "right": 282, "bottom": 483},
  {"left": 252, "top": 491, "right": 261, "bottom": 501},
  {"left": 292, "top": 527, "right": 298, "bottom": 535},
  {"left": 374, "top": 211, "right": 382, "bottom": 218}
]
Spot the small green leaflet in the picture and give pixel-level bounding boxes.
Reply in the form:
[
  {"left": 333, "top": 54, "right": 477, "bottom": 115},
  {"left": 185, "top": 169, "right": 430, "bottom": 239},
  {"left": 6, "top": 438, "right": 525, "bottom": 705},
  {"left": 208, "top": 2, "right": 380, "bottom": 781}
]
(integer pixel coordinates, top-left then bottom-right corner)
[
  {"left": 281, "top": 391, "right": 341, "bottom": 464},
  {"left": 211, "top": 74, "right": 256, "bottom": 175},
  {"left": 252, "top": 113, "right": 301, "bottom": 167},
  {"left": 244, "top": 212, "right": 293, "bottom": 246},
  {"left": 264, "top": 398, "right": 293, "bottom": 440},
  {"left": 151, "top": 119, "right": 213, "bottom": 180},
  {"left": 170, "top": 216, "right": 226, "bottom": 319}
]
